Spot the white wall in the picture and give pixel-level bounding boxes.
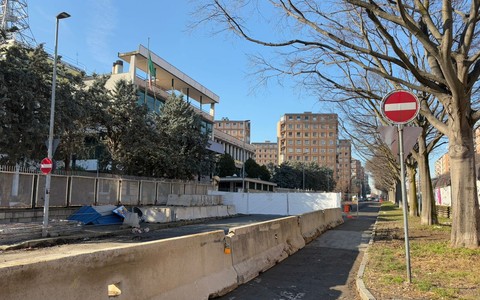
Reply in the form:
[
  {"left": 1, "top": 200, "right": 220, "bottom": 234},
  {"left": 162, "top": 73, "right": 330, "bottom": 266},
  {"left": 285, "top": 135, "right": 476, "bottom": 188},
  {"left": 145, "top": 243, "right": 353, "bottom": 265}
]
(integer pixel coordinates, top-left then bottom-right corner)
[{"left": 209, "top": 191, "right": 341, "bottom": 215}]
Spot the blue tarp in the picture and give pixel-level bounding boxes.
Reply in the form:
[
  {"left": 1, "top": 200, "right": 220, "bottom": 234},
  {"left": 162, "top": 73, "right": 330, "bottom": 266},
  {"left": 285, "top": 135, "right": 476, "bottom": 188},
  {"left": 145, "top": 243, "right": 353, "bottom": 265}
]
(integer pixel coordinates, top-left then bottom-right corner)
[{"left": 68, "top": 206, "right": 123, "bottom": 225}]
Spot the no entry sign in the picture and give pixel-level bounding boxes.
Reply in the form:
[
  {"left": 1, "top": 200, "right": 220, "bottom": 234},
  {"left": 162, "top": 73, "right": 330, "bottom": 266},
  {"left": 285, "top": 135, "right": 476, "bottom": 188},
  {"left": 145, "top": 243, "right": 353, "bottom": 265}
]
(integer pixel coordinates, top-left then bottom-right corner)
[
  {"left": 381, "top": 90, "right": 420, "bottom": 124},
  {"left": 40, "top": 157, "right": 53, "bottom": 174}
]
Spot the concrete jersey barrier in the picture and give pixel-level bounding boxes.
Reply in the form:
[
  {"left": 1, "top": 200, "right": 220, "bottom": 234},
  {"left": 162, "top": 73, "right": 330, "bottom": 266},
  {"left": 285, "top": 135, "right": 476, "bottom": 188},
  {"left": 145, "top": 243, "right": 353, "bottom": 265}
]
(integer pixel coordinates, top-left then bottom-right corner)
[
  {"left": 226, "top": 216, "right": 306, "bottom": 284},
  {"left": 0, "top": 231, "right": 237, "bottom": 300},
  {"left": 0, "top": 208, "right": 344, "bottom": 299}
]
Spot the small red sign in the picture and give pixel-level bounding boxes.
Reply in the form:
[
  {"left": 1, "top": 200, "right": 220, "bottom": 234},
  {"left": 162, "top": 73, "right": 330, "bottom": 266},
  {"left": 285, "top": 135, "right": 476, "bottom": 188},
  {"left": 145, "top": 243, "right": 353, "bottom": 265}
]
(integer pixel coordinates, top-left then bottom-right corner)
[
  {"left": 40, "top": 157, "right": 53, "bottom": 174},
  {"left": 381, "top": 90, "right": 420, "bottom": 124}
]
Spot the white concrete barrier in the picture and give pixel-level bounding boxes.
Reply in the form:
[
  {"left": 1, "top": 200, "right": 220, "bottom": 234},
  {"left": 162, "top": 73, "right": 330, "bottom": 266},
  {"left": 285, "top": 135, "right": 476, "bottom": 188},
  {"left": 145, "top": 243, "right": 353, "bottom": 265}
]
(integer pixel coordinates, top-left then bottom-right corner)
[
  {"left": 0, "top": 231, "right": 237, "bottom": 300},
  {"left": 210, "top": 191, "right": 341, "bottom": 215},
  {"left": 140, "top": 205, "right": 235, "bottom": 223},
  {"left": 167, "top": 194, "right": 223, "bottom": 206},
  {"left": 226, "top": 216, "right": 306, "bottom": 284},
  {"left": 174, "top": 205, "right": 235, "bottom": 221}
]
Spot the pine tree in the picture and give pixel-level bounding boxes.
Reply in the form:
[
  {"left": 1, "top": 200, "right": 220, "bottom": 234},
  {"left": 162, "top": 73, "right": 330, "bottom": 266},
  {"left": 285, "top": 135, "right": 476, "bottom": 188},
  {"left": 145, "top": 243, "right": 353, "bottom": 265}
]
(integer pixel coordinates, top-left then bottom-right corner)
[{"left": 155, "top": 94, "right": 212, "bottom": 179}]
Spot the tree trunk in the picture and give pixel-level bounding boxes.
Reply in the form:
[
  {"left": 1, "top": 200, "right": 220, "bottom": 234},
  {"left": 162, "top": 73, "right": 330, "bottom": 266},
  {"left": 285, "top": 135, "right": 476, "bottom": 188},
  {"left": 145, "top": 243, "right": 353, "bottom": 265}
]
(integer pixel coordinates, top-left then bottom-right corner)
[
  {"left": 449, "top": 127, "right": 480, "bottom": 248},
  {"left": 416, "top": 133, "right": 437, "bottom": 225},
  {"left": 388, "top": 189, "right": 395, "bottom": 203},
  {"left": 407, "top": 164, "right": 418, "bottom": 217}
]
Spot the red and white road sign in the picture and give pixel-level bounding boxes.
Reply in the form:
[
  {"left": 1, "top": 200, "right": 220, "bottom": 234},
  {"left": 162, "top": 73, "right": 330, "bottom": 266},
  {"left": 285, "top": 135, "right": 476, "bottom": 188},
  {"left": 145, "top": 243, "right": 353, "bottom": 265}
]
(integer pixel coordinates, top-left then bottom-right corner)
[
  {"left": 381, "top": 90, "right": 420, "bottom": 124},
  {"left": 40, "top": 157, "right": 53, "bottom": 174}
]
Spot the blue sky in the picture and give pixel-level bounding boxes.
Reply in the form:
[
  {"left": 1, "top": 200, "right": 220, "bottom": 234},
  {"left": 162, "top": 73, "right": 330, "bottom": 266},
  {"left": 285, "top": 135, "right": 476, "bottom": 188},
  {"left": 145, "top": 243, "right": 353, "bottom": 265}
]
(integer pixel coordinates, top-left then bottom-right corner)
[{"left": 27, "top": 1, "right": 328, "bottom": 144}]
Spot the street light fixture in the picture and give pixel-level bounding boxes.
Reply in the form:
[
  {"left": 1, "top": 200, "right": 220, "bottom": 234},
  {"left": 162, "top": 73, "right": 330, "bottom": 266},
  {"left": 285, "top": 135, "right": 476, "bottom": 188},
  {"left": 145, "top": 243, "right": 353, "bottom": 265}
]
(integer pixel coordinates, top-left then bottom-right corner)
[{"left": 42, "top": 12, "right": 71, "bottom": 237}]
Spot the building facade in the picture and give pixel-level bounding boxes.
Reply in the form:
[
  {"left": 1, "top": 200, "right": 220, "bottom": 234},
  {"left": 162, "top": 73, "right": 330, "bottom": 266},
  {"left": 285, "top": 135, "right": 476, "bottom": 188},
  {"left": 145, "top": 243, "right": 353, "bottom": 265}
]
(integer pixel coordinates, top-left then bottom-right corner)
[
  {"left": 214, "top": 119, "right": 251, "bottom": 144},
  {"left": 252, "top": 141, "right": 278, "bottom": 166},
  {"left": 214, "top": 119, "right": 253, "bottom": 169},
  {"left": 434, "top": 153, "right": 450, "bottom": 177},
  {"left": 277, "top": 112, "right": 339, "bottom": 177},
  {"left": 337, "top": 139, "right": 352, "bottom": 194},
  {"left": 213, "top": 130, "right": 255, "bottom": 169}
]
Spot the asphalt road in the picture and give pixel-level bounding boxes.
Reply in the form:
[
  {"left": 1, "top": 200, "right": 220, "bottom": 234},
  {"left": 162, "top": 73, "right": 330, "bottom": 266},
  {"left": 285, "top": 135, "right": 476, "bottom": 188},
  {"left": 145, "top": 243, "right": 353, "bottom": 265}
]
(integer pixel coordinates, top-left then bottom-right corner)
[{"left": 217, "top": 202, "right": 381, "bottom": 300}]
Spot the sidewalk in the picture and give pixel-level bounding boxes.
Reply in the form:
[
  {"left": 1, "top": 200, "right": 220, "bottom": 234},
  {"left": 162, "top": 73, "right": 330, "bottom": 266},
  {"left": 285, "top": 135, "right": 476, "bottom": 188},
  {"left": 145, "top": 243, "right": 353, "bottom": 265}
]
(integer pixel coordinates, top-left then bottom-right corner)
[{"left": 218, "top": 202, "right": 381, "bottom": 300}]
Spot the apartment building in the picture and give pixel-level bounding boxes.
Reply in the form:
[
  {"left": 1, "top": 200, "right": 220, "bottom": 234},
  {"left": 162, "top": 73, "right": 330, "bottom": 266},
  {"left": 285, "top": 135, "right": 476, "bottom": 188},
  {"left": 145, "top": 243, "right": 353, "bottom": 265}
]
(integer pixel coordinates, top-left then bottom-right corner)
[
  {"left": 252, "top": 141, "right": 278, "bottom": 166},
  {"left": 277, "top": 112, "right": 339, "bottom": 176},
  {"left": 214, "top": 119, "right": 250, "bottom": 143},
  {"left": 337, "top": 139, "right": 352, "bottom": 193},
  {"left": 351, "top": 159, "right": 365, "bottom": 196},
  {"left": 434, "top": 153, "right": 450, "bottom": 177}
]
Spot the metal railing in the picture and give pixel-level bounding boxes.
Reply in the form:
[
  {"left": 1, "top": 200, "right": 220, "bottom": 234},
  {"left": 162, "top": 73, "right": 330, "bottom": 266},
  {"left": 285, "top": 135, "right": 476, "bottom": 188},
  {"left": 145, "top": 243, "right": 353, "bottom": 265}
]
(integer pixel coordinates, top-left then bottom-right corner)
[{"left": 0, "top": 169, "right": 213, "bottom": 209}]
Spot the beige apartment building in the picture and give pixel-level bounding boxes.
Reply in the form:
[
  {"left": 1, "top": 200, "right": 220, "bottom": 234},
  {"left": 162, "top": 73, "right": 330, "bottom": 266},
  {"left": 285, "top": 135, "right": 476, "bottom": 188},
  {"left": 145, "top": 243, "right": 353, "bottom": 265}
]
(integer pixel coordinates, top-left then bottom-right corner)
[
  {"left": 214, "top": 118, "right": 251, "bottom": 143},
  {"left": 252, "top": 141, "right": 278, "bottom": 166},
  {"left": 434, "top": 153, "right": 450, "bottom": 177},
  {"left": 337, "top": 139, "right": 352, "bottom": 194},
  {"left": 277, "top": 112, "right": 341, "bottom": 178}
]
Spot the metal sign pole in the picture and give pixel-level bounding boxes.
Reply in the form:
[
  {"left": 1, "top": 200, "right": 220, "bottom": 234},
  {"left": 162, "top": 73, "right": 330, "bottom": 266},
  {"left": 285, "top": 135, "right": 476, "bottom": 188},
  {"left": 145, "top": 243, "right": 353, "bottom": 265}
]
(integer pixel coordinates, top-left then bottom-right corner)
[{"left": 398, "top": 124, "right": 412, "bottom": 283}]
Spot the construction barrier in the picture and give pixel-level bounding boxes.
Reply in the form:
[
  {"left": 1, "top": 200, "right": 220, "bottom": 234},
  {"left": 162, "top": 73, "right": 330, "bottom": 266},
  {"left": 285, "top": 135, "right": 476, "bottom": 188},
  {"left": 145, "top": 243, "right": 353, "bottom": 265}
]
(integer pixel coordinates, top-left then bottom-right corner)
[
  {"left": 0, "top": 208, "right": 343, "bottom": 299},
  {"left": 226, "top": 216, "right": 306, "bottom": 284}
]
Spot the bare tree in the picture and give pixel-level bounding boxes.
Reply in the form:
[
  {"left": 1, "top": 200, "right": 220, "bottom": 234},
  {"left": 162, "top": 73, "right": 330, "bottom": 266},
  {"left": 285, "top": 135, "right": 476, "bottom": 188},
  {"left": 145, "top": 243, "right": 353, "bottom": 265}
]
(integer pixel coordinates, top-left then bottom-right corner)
[{"left": 194, "top": 0, "right": 480, "bottom": 248}]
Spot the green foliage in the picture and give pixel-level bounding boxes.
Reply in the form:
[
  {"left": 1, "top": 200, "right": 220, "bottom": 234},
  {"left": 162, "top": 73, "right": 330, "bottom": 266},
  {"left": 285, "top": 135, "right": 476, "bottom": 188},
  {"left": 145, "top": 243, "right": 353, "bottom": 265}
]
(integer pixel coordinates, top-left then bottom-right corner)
[
  {"left": 217, "top": 153, "right": 237, "bottom": 177},
  {"left": 271, "top": 161, "right": 335, "bottom": 191},
  {"left": 244, "top": 158, "right": 270, "bottom": 181},
  {"left": 0, "top": 45, "right": 214, "bottom": 180},
  {"left": 0, "top": 44, "right": 51, "bottom": 164},
  {"left": 154, "top": 94, "right": 213, "bottom": 179}
]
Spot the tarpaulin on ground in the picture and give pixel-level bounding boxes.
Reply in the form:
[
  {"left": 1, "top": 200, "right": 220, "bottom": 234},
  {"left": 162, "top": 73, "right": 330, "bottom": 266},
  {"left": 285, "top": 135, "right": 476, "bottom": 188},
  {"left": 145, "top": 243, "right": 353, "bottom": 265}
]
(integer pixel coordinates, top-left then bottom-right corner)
[{"left": 68, "top": 205, "right": 123, "bottom": 225}]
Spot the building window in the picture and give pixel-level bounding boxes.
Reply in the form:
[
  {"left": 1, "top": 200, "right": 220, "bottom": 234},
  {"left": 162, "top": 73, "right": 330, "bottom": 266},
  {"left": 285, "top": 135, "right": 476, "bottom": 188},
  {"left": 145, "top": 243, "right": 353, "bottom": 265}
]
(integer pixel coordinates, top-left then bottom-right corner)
[
  {"left": 305, "top": 140, "right": 310, "bottom": 145},
  {"left": 288, "top": 115, "right": 293, "bottom": 120},
  {"left": 296, "top": 148, "right": 301, "bottom": 153},
  {"left": 305, "top": 124, "right": 309, "bottom": 129},
  {"left": 296, "top": 115, "right": 301, "bottom": 120},
  {"left": 296, "top": 132, "right": 301, "bottom": 137},
  {"left": 296, "top": 140, "right": 302, "bottom": 145},
  {"left": 329, "top": 140, "right": 334, "bottom": 145},
  {"left": 296, "top": 124, "right": 301, "bottom": 129},
  {"left": 297, "top": 156, "right": 301, "bottom": 160},
  {"left": 313, "top": 148, "right": 318, "bottom": 153},
  {"left": 288, "top": 140, "right": 293, "bottom": 145},
  {"left": 305, "top": 132, "right": 309, "bottom": 137},
  {"left": 288, "top": 124, "right": 293, "bottom": 129},
  {"left": 288, "top": 148, "right": 293, "bottom": 153},
  {"left": 288, "top": 132, "right": 293, "bottom": 137}
]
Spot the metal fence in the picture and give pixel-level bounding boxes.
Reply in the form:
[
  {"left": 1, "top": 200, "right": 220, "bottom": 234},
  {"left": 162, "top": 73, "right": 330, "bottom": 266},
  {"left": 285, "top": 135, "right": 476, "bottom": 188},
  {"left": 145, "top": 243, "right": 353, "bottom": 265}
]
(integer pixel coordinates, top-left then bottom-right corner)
[{"left": 0, "top": 170, "right": 213, "bottom": 209}]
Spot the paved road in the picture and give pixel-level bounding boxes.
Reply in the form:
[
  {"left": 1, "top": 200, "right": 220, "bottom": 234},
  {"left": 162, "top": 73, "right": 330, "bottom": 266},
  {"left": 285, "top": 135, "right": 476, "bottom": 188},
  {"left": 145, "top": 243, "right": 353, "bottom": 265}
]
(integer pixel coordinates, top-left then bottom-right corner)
[{"left": 217, "top": 202, "right": 381, "bottom": 300}]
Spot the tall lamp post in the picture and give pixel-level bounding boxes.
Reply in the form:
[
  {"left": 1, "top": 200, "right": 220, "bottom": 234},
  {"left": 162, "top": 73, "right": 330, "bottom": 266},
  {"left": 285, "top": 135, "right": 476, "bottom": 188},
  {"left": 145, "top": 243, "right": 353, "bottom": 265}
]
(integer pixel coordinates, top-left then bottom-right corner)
[{"left": 42, "top": 12, "right": 71, "bottom": 237}]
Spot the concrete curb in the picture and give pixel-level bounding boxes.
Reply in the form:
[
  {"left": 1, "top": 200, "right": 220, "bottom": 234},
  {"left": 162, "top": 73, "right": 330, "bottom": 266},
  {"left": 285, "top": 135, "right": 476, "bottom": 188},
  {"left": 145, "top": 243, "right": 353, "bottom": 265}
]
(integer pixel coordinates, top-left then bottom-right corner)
[{"left": 355, "top": 218, "right": 378, "bottom": 300}]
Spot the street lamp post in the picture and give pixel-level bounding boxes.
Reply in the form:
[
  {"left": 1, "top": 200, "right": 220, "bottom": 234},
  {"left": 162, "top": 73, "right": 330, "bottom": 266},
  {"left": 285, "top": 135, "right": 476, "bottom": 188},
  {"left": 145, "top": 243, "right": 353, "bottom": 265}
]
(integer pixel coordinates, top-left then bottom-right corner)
[{"left": 42, "top": 12, "right": 71, "bottom": 237}]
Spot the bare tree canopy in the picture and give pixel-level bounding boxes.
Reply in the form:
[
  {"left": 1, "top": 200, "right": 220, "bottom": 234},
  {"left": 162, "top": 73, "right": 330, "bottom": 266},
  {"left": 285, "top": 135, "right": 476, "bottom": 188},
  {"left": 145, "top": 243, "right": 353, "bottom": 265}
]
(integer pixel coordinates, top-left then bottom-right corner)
[{"left": 194, "top": 0, "right": 480, "bottom": 248}]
